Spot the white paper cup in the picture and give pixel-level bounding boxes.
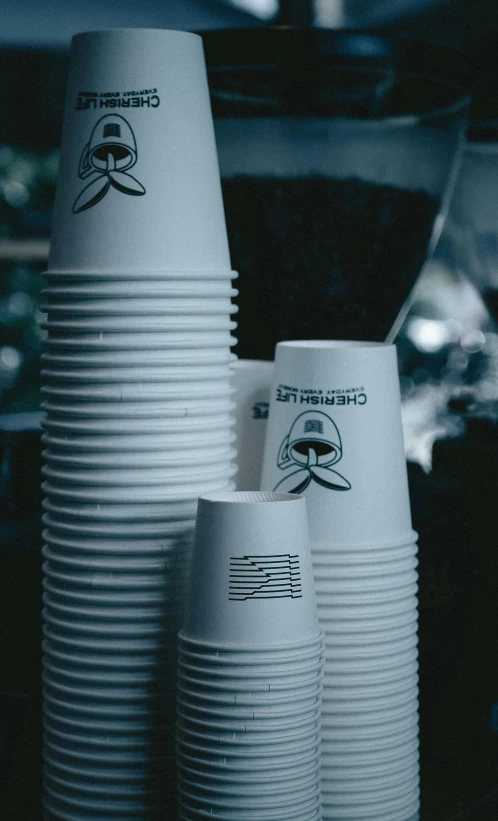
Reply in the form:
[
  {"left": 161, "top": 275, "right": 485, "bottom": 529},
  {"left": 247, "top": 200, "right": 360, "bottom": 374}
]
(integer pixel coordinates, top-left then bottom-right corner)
[
  {"left": 49, "top": 28, "right": 231, "bottom": 273},
  {"left": 43, "top": 749, "right": 164, "bottom": 782},
  {"left": 311, "top": 533, "right": 418, "bottom": 560},
  {"left": 42, "top": 279, "right": 238, "bottom": 296},
  {"left": 314, "top": 569, "right": 418, "bottom": 593},
  {"left": 42, "top": 315, "right": 237, "bottom": 332},
  {"left": 42, "top": 349, "right": 236, "bottom": 370},
  {"left": 320, "top": 752, "right": 418, "bottom": 783},
  {"left": 179, "top": 632, "right": 324, "bottom": 656},
  {"left": 321, "top": 736, "right": 418, "bottom": 767},
  {"left": 43, "top": 624, "right": 168, "bottom": 655},
  {"left": 44, "top": 330, "right": 237, "bottom": 351},
  {"left": 42, "top": 462, "right": 236, "bottom": 488},
  {"left": 179, "top": 780, "right": 320, "bottom": 810},
  {"left": 177, "top": 683, "right": 322, "bottom": 711},
  {"left": 321, "top": 789, "right": 419, "bottom": 818},
  {"left": 41, "top": 296, "right": 237, "bottom": 317},
  {"left": 42, "top": 475, "right": 236, "bottom": 504},
  {"left": 261, "top": 341, "right": 412, "bottom": 546},
  {"left": 42, "top": 411, "right": 234, "bottom": 436},
  {"left": 42, "top": 521, "right": 194, "bottom": 551},
  {"left": 177, "top": 755, "right": 320, "bottom": 786},
  {"left": 323, "top": 673, "right": 418, "bottom": 702},
  {"left": 231, "top": 359, "right": 273, "bottom": 491},
  {"left": 182, "top": 491, "right": 320, "bottom": 648},
  {"left": 313, "top": 555, "right": 418, "bottom": 578},
  {"left": 44, "top": 781, "right": 159, "bottom": 814},
  {"left": 316, "top": 594, "right": 418, "bottom": 622},
  {"left": 315, "top": 582, "right": 418, "bottom": 607},
  {"left": 176, "top": 744, "right": 319, "bottom": 775},
  {"left": 42, "top": 428, "right": 236, "bottom": 453}
]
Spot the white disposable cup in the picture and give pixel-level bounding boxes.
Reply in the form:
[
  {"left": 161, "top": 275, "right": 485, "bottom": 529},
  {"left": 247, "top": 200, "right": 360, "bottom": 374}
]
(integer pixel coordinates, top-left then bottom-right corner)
[
  {"left": 42, "top": 463, "right": 235, "bottom": 490},
  {"left": 43, "top": 641, "right": 169, "bottom": 672},
  {"left": 314, "top": 569, "right": 418, "bottom": 593},
  {"left": 41, "top": 411, "right": 234, "bottom": 435},
  {"left": 261, "top": 341, "right": 412, "bottom": 545},
  {"left": 231, "top": 359, "right": 273, "bottom": 491},
  {"left": 43, "top": 658, "right": 165, "bottom": 688},
  {"left": 313, "top": 555, "right": 418, "bottom": 578},
  {"left": 321, "top": 699, "right": 418, "bottom": 730},
  {"left": 42, "top": 350, "right": 236, "bottom": 369},
  {"left": 177, "top": 683, "right": 322, "bottom": 710},
  {"left": 177, "top": 756, "right": 320, "bottom": 787},
  {"left": 321, "top": 737, "right": 418, "bottom": 767},
  {"left": 176, "top": 744, "right": 319, "bottom": 775},
  {"left": 321, "top": 620, "right": 418, "bottom": 646},
  {"left": 321, "top": 772, "right": 419, "bottom": 802},
  {"left": 176, "top": 693, "right": 321, "bottom": 723},
  {"left": 44, "top": 736, "right": 166, "bottom": 767},
  {"left": 44, "top": 268, "right": 236, "bottom": 282},
  {"left": 178, "top": 666, "right": 324, "bottom": 694},
  {"left": 49, "top": 28, "right": 231, "bottom": 273},
  {"left": 321, "top": 789, "right": 419, "bottom": 818},
  {"left": 43, "top": 625, "right": 169, "bottom": 655},
  {"left": 323, "top": 673, "right": 418, "bottom": 702},
  {"left": 182, "top": 491, "right": 320, "bottom": 647},
  {"left": 319, "top": 751, "right": 418, "bottom": 782},
  {"left": 311, "top": 534, "right": 417, "bottom": 561},
  {"left": 321, "top": 685, "right": 418, "bottom": 715},
  {"left": 42, "top": 515, "right": 195, "bottom": 544},
  {"left": 44, "top": 764, "right": 161, "bottom": 798},
  {"left": 42, "top": 428, "right": 236, "bottom": 453},
  {"left": 322, "top": 633, "right": 418, "bottom": 658},
  {"left": 43, "top": 751, "right": 164, "bottom": 783},
  {"left": 41, "top": 296, "right": 237, "bottom": 316},
  {"left": 179, "top": 781, "right": 320, "bottom": 810},
  {"left": 315, "top": 582, "right": 418, "bottom": 606},
  {"left": 177, "top": 641, "right": 325, "bottom": 666},
  {"left": 42, "top": 496, "right": 198, "bottom": 523},
  {"left": 41, "top": 395, "right": 234, "bottom": 416},
  {"left": 176, "top": 732, "right": 320, "bottom": 762},
  {"left": 177, "top": 704, "right": 320, "bottom": 734},
  {"left": 44, "top": 330, "right": 237, "bottom": 350},
  {"left": 320, "top": 609, "right": 417, "bottom": 636},
  {"left": 321, "top": 722, "right": 419, "bottom": 755},
  {"left": 42, "top": 315, "right": 237, "bottom": 332},
  {"left": 42, "top": 279, "right": 238, "bottom": 296},
  {"left": 42, "top": 475, "right": 236, "bottom": 503},
  {"left": 179, "top": 633, "right": 324, "bottom": 656},
  {"left": 41, "top": 363, "right": 234, "bottom": 383},
  {"left": 44, "top": 782, "right": 159, "bottom": 814},
  {"left": 43, "top": 446, "right": 235, "bottom": 470},
  {"left": 316, "top": 594, "right": 418, "bottom": 621}
]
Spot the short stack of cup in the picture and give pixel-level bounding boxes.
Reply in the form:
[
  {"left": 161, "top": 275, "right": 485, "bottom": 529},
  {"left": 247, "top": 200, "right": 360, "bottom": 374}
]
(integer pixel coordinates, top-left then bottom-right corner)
[
  {"left": 41, "top": 28, "right": 238, "bottom": 821},
  {"left": 261, "top": 342, "right": 420, "bottom": 821},
  {"left": 177, "top": 491, "right": 325, "bottom": 821}
]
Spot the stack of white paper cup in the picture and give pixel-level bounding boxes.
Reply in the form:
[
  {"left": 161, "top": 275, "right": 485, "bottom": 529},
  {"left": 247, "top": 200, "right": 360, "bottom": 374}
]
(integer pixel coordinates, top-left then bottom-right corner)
[
  {"left": 42, "top": 28, "right": 237, "bottom": 821},
  {"left": 177, "top": 491, "right": 324, "bottom": 821},
  {"left": 260, "top": 342, "right": 420, "bottom": 821}
]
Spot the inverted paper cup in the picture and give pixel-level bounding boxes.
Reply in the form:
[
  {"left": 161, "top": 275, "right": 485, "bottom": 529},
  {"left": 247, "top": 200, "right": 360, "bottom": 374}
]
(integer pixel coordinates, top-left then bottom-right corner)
[
  {"left": 178, "top": 756, "right": 320, "bottom": 787},
  {"left": 315, "top": 582, "right": 418, "bottom": 607},
  {"left": 177, "top": 702, "right": 320, "bottom": 732},
  {"left": 44, "top": 763, "right": 160, "bottom": 796},
  {"left": 313, "top": 554, "right": 418, "bottom": 578},
  {"left": 42, "top": 460, "right": 235, "bottom": 487},
  {"left": 42, "top": 518, "right": 195, "bottom": 546},
  {"left": 44, "top": 735, "right": 166, "bottom": 767},
  {"left": 176, "top": 744, "right": 319, "bottom": 775},
  {"left": 44, "top": 781, "right": 158, "bottom": 815},
  {"left": 42, "top": 475, "right": 236, "bottom": 504},
  {"left": 322, "top": 609, "right": 417, "bottom": 636},
  {"left": 321, "top": 789, "right": 419, "bottom": 818},
  {"left": 42, "top": 428, "right": 236, "bottom": 453},
  {"left": 179, "top": 780, "right": 320, "bottom": 810},
  {"left": 321, "top": 685, "right": 418, "bottom": 715},
  {"left": 314, "top": 569, "right": 418, "bottom": 593},
  {"left": 324, "top": 674, "right": 418, "bottom": 702},
  {"left": 261, "top": 341, "right": 412, "bottom": 546},
  {"left": 44, "top": 329, "right": 237, "bottom": 351},
  {"left": 316, "top": 594, "right": 418, "bottom": 622},
  {"left": 41, "top": 296, "right": 237, "bottom": 316},
  {"left": 312, "top": 536, "right": 417, "bottom": 563},
  {"left": 177, "top": 653, "right": 324, "bottom": 681},
  {"left": 179, "top": 632, "right": 324, "bottom": 656},
  {"left": 321, "top": 699, "right": 418, "bottom": 729},
  {"left": 320, "top": 751, "right": 418, "bottom": 782},
  {"left": 43, "top": 624, "right": 168, "bottom": 655},
  {"left": 42, "top": 349, "right": 236, "bottom": 370},
  {"left": 182, "top": 491, "right": 320, "bottom": 647},
  {"left": 43, "top": 640, "right": 170, "bottom": 671},
  {"left": 43, "top": 446, "right": 235, "bottom": 471},
  {"left": 42, "top": 314, "right": 237, "bottom": 333},
  {"left": 42, "top": 278, "right": 238, "bottom": 296},
  {"left": 321, "top": 773, "right": 419, "bottom": 802},
  {"left": 321, "top": 737, "right": 418, "bottom": 767},
  {"left": 322, "top": 621, "right": 418, "bottom": 647},
  {"left": 49, "top": 28, "right": 231, "bottom": 273},
  {"left": 41, "top": 411, "right": 234, "bottom": 436},
  {"left": 231, "top": 359, "right": 273, "bottom": 491},
  {"left": 43, "top": 749, "right": 164, "bottom": 781},
  {"left": 178, "top": 682, "right": 322, "bottom": 710},
  {"left": 42, "top": 496, "right": 199, "bottom": 521},
  {"left": 42, "top": 394, "right": 234, "bottom": 417},
  {"left": 177, "top": 641, "right": 324, "bottom": 666}
]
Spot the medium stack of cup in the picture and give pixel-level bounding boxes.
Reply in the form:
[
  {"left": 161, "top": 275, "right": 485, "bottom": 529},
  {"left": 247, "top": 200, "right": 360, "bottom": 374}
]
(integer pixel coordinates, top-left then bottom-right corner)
[
  {"left": 41, "top": 29, "right": 237, "bottom": 820},
  {"left": 176, "top": 491, "right": 325, "bottom": 821},
  {"left": 261, "top": 342, "right": 420, "bottom": 821}
]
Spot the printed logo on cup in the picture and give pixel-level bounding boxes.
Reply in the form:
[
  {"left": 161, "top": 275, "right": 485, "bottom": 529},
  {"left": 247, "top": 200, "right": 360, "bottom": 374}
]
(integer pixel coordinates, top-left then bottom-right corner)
[
  {"left": 273, "top": 410, "right": 351, "bottom": 494},
  {"left": 229, "top": 555, "right": 302, "bottom": 601},
  {"left": 73, "top": 114, "right": 146, "bottom": 213}
]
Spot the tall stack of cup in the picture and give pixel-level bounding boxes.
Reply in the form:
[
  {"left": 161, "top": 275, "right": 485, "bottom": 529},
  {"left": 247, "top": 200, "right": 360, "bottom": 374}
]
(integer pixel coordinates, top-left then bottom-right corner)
[
  {"left": 260, "top": 342, "right": 420, "bottom": 821},
  {"left": 41, "top": 29, "right": 237, "bottom": 820},
  {"left": 177, "top": 491, "right": 324, "bottom": 821}
]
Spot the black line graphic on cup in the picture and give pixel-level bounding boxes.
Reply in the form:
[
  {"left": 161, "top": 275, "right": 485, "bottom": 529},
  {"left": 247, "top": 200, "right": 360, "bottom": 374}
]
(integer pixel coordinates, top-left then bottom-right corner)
[
  {"left": 73, "top": 114, "right": 146, "bottom": 213},
  {"left": 273, "top": 410, "right": 351, "bottom": 494}
]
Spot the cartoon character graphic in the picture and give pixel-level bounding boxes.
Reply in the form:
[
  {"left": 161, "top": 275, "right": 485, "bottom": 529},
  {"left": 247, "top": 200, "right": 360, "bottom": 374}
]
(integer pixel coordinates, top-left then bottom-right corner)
[
  {"left": 73, "top": 114, "right": 146, "bottom": 213},
  {"left": 273, "top": 410, "right": 351, "bottom": 494}
]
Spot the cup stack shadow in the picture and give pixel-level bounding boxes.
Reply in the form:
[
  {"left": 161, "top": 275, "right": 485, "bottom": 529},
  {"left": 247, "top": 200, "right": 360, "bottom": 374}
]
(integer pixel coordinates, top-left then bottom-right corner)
[
  {"left": 260, "top": 341, "right": 420, "bottom": 821},
  {"left": 41, "top": 28, "right": 237, "bottom": 821},
  {"left": 177, "top": 491, "right": 324, "bottom": 821}
]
